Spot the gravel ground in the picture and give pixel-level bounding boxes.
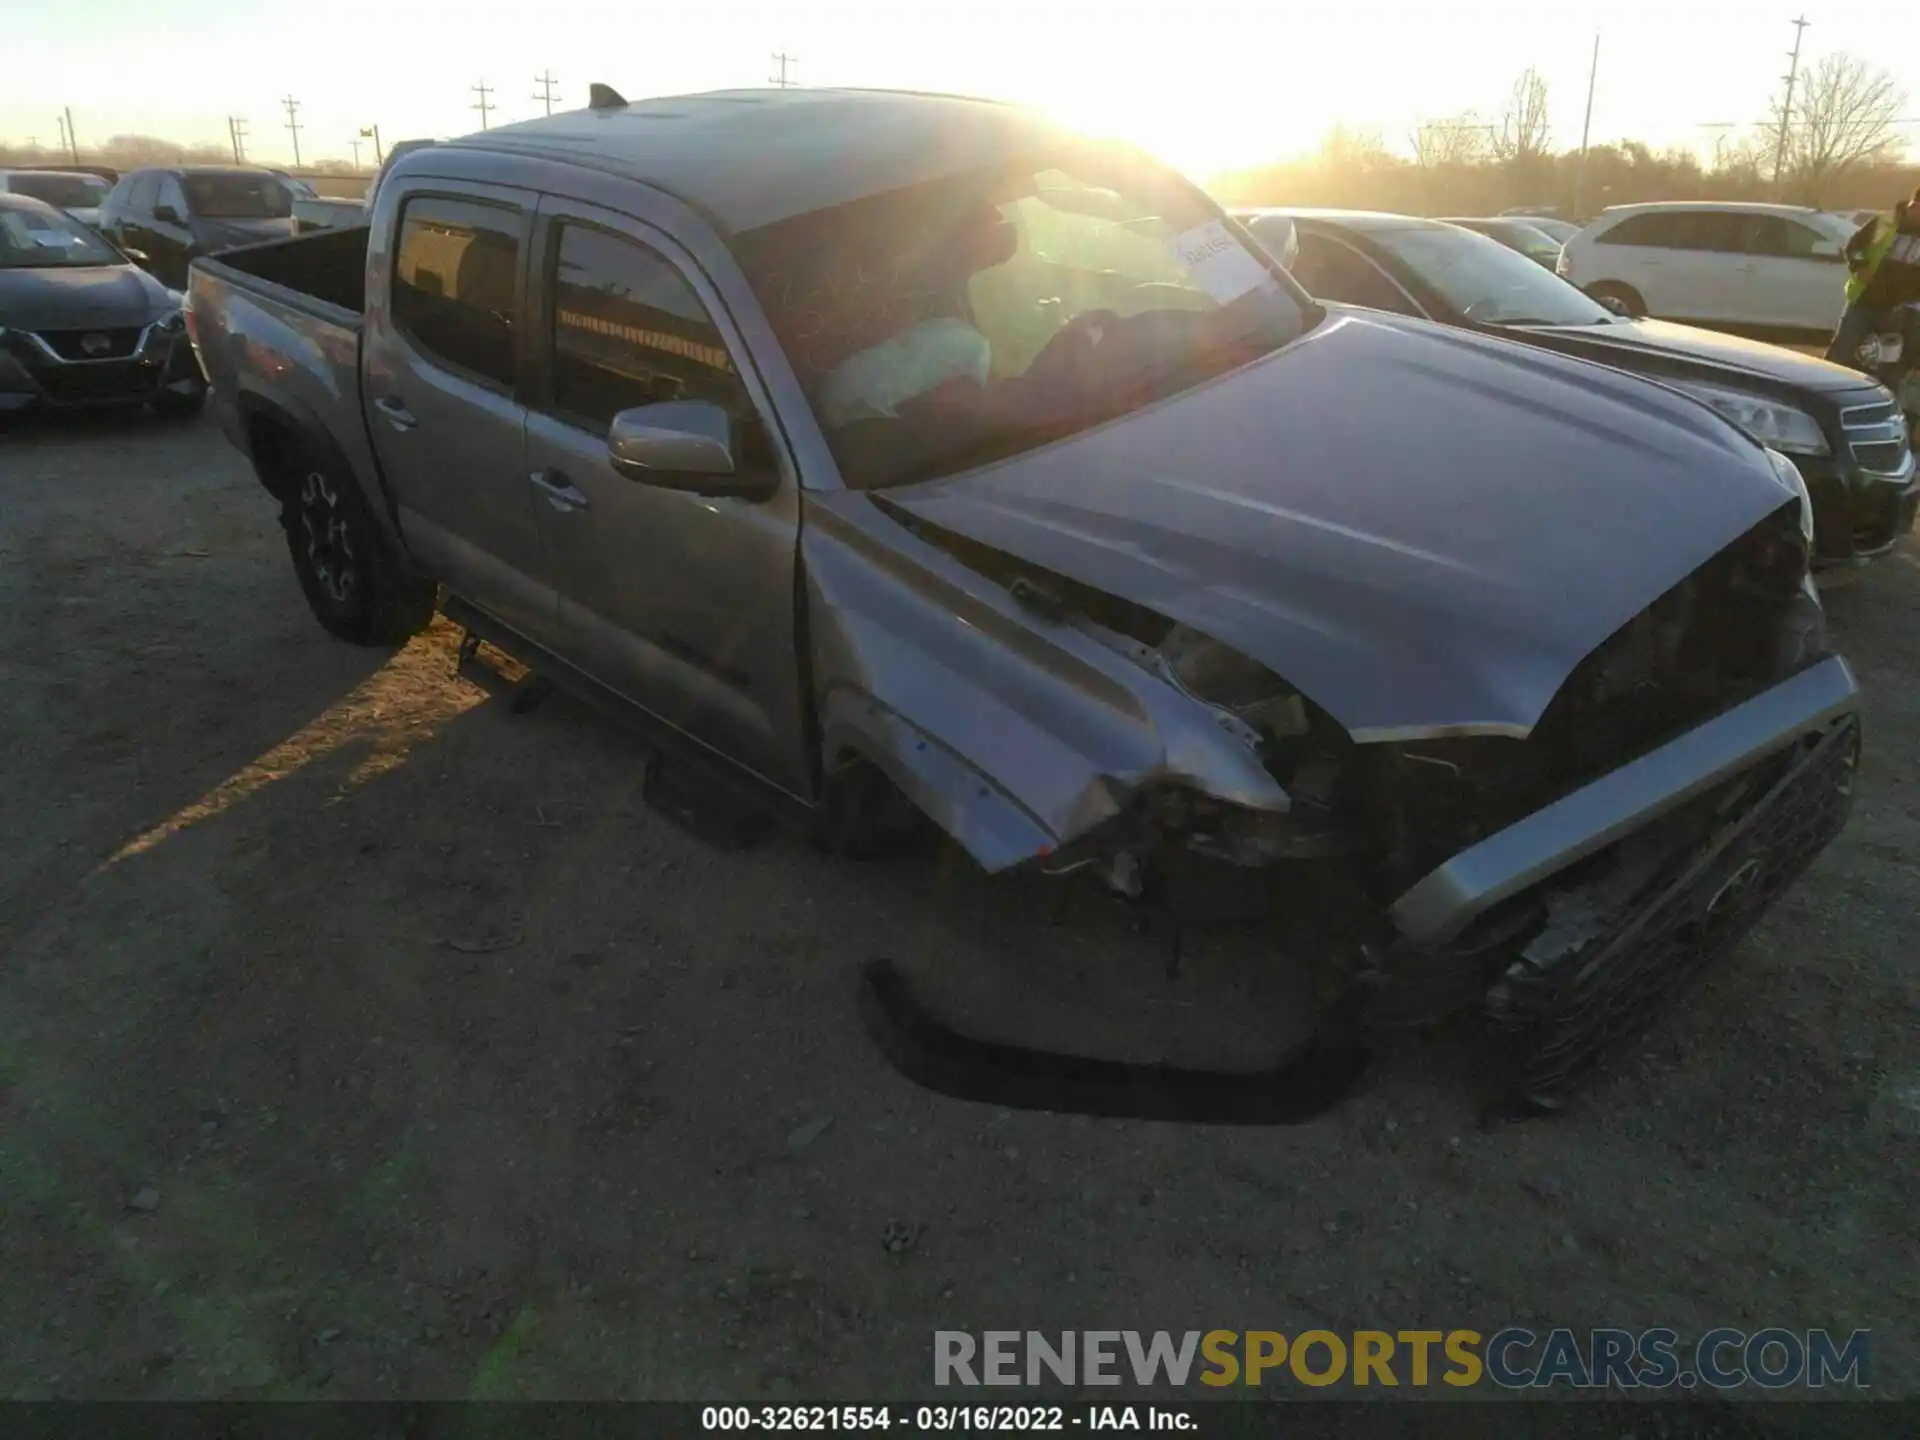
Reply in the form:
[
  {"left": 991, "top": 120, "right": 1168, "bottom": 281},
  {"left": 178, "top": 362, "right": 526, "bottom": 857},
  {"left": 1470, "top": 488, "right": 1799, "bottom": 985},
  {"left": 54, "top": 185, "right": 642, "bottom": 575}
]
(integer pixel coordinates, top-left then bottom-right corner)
[{"left": 1, "top": 409, "right": 1916, "bottom": 1412}]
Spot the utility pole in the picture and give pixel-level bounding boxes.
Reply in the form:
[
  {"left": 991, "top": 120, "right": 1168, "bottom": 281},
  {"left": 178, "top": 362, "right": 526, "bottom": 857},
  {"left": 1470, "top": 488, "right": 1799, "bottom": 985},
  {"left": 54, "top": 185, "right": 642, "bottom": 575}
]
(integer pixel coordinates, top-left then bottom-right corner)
[
  {"left": 472, "top": 81, "right": 494, "bottom": 129},
  {"left": 534, "top": 71, "right": 560, "bottom": 116},
  {"left": 361, "top": 125, "right": 383, "bottom": 166},
  {"left": 63, "top": 105, "right": 79, "bottom": 163},
  {"left": 769, "top": 52, "right": 798, "bottom": 87},
  {"left": 228, "top": 115, "right": 249, "bottom": 163},
  {"left": 349, "top": 135, "right": 362, "bottom": 167},
  {"left": 1573, "top": 33, "right": 1600, "bottom": 220},
  {"left": 282, "top": 94, "right": 303, "bottom": 167},
  {"left": 1772, "top": 15, "right": 1811, "bottom": 198}
]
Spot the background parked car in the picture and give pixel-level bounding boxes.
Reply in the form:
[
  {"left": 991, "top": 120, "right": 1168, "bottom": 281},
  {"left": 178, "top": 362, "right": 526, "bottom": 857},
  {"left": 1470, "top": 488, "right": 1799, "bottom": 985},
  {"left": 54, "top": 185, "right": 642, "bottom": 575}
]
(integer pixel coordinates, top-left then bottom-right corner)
[
  {"left": 1437, "top": 216, "right": 1564, "bottom": 268},
  {"left": 0, "top": 194, "right": 205, "bottom": 417},
  {"left": 1557, "top": 201, "right": 1856, "bottom": 338},
  {"left": 1237, "top": 206, "right": 1918, "bottom": 572},
  {"left": 97, "top": 166, "right": 296, "bottom": 288},
  {"left": 1507, "top": 215, "right": 1580, "bottom": 245},
  {"left": 0, "top": 169, "right": 113, "bottom": 229}
]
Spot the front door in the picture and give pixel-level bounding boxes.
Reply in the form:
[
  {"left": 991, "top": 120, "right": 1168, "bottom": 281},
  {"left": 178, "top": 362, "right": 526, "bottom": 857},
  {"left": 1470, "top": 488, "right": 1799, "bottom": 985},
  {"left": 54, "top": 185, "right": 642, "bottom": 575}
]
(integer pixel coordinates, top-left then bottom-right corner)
[
  {"left": 521, "top": 198, "right": 810, "bottom": 799},
  {"left": 361, "top": 183, "right": 557, "bottom": 646},
  {"left": 1739, "top": 214, "right": 1849, "bottom": 331}
]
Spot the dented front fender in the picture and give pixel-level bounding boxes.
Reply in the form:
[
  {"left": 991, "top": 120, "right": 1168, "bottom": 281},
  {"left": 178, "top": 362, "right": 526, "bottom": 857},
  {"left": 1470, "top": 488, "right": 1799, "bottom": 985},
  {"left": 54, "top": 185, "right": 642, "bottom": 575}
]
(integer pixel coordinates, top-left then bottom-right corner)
[{"left": 802, "top": 492, "right": 1288, "bottom": 872}]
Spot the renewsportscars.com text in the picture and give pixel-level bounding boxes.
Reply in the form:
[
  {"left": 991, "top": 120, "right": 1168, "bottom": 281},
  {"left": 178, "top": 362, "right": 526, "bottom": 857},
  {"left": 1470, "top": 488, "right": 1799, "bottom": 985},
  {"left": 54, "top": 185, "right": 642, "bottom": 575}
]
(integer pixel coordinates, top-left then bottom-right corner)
[{"left": 933, "top": 1328, "right": 1871, "bottom": 1390}]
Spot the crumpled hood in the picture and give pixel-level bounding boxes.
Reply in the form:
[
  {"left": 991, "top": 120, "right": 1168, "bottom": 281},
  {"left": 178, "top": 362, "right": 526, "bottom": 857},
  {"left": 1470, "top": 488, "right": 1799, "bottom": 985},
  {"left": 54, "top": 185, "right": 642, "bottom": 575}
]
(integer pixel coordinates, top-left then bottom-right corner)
[
  {"left": 1515, "top": 316, "right": 1870, "bottom": 394},
  {"left": 0, "top": 262, "right": 172, "bottom": 331},
  {"left": 891, "top": 311, "right": 1799, "bottom": 742}
]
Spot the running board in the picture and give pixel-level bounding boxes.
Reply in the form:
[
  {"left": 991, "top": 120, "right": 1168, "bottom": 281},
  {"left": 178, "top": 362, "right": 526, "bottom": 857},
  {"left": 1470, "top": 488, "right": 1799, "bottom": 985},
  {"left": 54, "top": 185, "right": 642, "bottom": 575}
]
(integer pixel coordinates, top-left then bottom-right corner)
[{"left": 857, "top": 960, "right": 1370, "bottom": 1124}]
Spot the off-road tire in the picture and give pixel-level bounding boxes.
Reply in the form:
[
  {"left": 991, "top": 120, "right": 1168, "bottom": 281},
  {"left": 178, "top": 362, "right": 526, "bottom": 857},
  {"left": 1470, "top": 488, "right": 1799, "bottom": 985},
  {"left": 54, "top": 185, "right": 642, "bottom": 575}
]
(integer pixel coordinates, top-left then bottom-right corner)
[{"left": 278, "top": 443, "right": 436, "bottom": 647}]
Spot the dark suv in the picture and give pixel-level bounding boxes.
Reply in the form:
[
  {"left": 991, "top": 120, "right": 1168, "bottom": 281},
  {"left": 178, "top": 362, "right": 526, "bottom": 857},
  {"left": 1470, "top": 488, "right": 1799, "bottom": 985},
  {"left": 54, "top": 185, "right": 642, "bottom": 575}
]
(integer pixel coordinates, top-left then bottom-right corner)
[{"left": 97, "top": 167, "right": 296, "bottom": 288}]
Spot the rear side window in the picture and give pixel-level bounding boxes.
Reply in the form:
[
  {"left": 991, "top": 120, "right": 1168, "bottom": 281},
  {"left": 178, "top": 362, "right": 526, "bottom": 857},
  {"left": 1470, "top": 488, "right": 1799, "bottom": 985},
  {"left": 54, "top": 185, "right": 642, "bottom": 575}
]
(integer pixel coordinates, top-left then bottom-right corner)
[
  {"left": 546, "top": 222, "right": 748, "bottom": 430},
  {"left": 391, "top": 195, "right": 522, "bottom": 389},
  {"left": 1596, "top": 212, "right": 1688, "bottom": 248}
]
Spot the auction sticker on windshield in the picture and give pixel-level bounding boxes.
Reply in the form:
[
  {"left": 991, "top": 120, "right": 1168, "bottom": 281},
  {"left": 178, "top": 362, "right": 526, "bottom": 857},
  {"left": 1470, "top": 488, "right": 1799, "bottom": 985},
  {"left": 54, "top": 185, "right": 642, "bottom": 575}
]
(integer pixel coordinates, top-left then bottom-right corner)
[{"left": 1171, "top": 220, "right": 1277, "bottom": 304}]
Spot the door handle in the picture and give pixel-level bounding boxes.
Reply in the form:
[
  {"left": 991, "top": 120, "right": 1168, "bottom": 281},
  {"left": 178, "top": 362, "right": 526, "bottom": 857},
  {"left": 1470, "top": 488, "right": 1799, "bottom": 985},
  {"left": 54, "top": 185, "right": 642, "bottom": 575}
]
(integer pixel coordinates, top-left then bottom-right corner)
[
  {"left": 530, "top": 468, "right": 589, "bottom": 512},
  {"left": 372, "top": 396, "right": 417, "bottom": 431}
]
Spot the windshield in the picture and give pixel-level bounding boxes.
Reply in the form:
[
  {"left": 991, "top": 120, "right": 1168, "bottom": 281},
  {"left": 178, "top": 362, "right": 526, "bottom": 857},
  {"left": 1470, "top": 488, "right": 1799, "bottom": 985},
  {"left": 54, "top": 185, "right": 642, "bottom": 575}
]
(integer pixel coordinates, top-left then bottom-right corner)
[
  {"left": 734, "top": 149, "right": 1310, "bottom": 490},
  {"left": 1370, "top": 224, "right": 1613, "bottom": 326},
  {"left": 0, "top": 205, "right": 125, "bottom": 268},
  {"left": 182, "top": 173, "right": 292, "bottom": 219},
  {"left": 10, "top": 174, "right": 109, "bottom": 209}
]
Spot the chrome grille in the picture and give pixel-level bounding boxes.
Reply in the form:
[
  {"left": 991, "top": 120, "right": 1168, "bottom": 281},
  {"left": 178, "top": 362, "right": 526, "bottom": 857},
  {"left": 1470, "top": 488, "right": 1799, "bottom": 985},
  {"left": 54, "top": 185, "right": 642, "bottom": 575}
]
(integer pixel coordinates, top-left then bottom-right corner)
[{"left": 1840, "top": 395, "right": 1911, "bottom": 476}]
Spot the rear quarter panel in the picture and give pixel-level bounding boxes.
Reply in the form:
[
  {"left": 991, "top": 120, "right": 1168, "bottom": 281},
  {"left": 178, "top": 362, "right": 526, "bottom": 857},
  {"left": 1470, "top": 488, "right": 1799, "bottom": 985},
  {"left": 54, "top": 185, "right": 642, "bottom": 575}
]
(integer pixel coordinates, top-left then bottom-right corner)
[{"left": 187, "top": 259, "right": 394, "bottom": 546}]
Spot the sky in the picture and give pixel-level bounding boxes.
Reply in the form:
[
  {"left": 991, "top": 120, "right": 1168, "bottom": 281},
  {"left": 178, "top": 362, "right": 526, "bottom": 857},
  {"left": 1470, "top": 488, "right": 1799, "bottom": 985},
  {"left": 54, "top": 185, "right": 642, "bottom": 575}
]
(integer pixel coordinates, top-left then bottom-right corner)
[{"left": 4, "top": 1, "right": 1919, "bottom": 179}]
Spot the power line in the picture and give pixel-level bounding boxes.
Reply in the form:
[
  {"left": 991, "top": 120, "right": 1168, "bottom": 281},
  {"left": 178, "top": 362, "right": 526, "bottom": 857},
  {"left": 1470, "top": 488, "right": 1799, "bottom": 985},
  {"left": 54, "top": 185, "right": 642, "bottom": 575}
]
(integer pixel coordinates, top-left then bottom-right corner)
[
  {"left": 282, "top": 94, "right": 303, "bottom": 167},
  {"left": 472, "top": 81, "right": 494, "bottom": 129},
  {"left": 534, "top": 70, "right": 560, "bottom": 116},
  {"left": 1771, "top": 15, "right": 1811, "bottom": 197},
  {"left": 769, "top": 52, "right": 798, "bottom": 87}
]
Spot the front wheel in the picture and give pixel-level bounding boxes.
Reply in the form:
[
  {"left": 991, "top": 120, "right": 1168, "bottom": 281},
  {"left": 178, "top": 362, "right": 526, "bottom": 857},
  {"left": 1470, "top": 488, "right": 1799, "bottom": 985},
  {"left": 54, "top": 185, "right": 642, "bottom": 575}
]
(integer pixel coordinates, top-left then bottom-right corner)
[
  {"left": 280, "top": 446, "right": 436, "bottom": 646},
  {"left": 1586, "top": 281, "right": 1647, "bottom": 319}
]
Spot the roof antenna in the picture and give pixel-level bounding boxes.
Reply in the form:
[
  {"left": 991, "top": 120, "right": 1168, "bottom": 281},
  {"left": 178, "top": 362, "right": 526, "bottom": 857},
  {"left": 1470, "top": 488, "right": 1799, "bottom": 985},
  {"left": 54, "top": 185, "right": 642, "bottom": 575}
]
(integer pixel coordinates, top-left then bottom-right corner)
[{"left": 588, "top": 82, "right": 628, "bottom": 111}]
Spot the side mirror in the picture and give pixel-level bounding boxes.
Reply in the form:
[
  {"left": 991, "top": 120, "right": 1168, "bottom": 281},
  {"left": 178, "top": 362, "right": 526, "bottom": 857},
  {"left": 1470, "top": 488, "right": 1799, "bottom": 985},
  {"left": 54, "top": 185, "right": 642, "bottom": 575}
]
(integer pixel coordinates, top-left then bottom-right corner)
[
  {"left": 153, "top": 204, "right": 183, "bottom": 226},
  {"left": 606, "top": 401, "right": 776, "bottom": 500}
]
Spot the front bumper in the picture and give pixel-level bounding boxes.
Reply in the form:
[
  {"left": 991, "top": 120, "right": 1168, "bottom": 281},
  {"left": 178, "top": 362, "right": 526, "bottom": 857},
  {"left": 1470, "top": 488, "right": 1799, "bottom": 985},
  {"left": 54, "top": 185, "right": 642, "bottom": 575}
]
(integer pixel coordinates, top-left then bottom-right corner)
[
  {"left": 0, "top": 321, "right": 203, "bottom": 412},
  {"left": 1794, "top": 408, "right": 1918, "bottom": 565},
  {"left": 1383, "top": 655, "right": 1860, "bottom": 1107}
]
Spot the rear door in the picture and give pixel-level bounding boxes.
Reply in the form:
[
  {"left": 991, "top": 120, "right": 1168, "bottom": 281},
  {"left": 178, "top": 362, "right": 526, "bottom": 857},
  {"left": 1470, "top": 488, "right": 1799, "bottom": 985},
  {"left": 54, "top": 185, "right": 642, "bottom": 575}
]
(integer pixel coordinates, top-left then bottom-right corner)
[
  {"left": 114, "top": 172, "right": 160, "bottom": 267},
  {"left": 361, "top": 183, "right": 558, "bottom": 645},
  {"left": 1587, "top": 211, "right": 1707, "bottom": 318},
  {"left": 521, "top": 195, "right": 810, "bottom": 798}
]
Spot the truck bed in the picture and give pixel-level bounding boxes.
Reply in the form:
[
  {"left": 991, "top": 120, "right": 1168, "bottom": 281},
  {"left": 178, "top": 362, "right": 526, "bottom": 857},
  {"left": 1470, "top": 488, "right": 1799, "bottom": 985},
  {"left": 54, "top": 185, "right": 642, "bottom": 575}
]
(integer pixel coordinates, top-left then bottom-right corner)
[{"left": 201, "top": 225, "right": 370, "bottom": 317}]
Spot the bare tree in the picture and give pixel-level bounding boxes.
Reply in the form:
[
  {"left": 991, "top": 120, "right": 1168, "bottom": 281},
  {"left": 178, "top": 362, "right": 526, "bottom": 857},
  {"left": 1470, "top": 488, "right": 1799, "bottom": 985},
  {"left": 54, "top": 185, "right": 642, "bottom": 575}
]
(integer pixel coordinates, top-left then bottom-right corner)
[
  {"left": 1411, "top": 111, "right": 1491, "bottom": 169},
  {"left": 1767, "top": 53, "right": 1906, "bottom": 201},
  {"left": 1493, "top": 68, "right": 1552, "bottom": 163}
]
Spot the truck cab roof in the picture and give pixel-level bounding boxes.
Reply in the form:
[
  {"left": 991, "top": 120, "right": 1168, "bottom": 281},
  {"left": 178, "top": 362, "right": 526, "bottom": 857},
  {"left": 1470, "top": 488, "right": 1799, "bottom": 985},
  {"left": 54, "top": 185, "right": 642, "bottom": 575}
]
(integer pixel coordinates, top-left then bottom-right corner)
[{"left": 451, "top": 87, "right": 1078, "bottom": 235}]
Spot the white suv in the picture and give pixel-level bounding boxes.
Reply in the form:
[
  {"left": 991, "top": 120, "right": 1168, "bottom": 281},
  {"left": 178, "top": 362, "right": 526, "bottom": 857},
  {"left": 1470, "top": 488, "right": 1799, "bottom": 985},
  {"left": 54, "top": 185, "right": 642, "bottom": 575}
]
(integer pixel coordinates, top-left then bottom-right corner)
[{"left": 1558, "top": 201, "right": 1859, "bottom": 336}]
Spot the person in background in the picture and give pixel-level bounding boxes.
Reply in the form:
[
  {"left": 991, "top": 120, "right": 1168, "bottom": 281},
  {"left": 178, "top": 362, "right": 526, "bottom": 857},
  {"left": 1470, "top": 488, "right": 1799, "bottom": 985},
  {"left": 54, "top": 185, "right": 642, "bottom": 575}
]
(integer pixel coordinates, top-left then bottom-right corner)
[{"left": 1829, "top": 188, "right": 1920, "bottom": 364}]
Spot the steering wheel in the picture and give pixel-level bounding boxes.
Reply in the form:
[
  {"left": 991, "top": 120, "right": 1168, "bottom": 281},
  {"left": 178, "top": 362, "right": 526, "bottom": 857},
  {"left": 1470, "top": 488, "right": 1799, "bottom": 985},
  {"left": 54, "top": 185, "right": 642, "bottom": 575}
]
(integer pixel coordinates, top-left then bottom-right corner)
[{"left": 1024, "top": 308, "right": 1121, "bottom": 390}]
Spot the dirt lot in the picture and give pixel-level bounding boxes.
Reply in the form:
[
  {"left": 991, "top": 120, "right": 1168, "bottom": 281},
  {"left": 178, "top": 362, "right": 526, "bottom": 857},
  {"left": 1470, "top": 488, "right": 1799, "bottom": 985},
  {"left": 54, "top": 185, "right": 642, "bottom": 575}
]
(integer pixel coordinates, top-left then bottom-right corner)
[{"left": 1, "top": 409, "right": 1917, "bottom": 1410}]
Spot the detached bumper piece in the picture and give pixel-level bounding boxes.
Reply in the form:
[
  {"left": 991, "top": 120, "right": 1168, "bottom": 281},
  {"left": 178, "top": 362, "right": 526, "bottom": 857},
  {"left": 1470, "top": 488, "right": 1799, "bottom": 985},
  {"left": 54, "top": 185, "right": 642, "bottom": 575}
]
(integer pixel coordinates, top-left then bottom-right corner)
[
  {"left": 858, "top": 959, "right": 1370, "bottom": 1125},
  {"left": 1487, "top": 714, "right": 1857, "bottom": 1110}
]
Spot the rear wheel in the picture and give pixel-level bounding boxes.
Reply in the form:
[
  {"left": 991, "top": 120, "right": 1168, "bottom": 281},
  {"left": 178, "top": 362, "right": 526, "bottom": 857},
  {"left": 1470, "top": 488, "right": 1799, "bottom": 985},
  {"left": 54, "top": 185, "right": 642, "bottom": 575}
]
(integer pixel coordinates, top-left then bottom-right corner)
[
  {"left": 1586, "top": 281, "right": 1647, "bottom": 319},
  {"left": 274, "top": 439, "right": 435, "bottom": 646}
]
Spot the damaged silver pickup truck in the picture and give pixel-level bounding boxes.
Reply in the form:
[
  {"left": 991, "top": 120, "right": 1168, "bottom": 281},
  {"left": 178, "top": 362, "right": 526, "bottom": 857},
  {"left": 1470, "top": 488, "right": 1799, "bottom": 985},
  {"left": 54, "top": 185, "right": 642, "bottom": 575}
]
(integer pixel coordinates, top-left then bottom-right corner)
[{"left": 184, "top": 84, "right": 1861, "bottom": 1117}]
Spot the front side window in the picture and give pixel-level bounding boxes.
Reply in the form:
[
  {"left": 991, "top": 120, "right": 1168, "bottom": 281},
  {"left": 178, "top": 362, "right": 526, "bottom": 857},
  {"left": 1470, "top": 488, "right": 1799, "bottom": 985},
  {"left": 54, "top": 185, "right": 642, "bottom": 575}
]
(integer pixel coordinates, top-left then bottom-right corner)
[
  {"left": 156, "top": 176, "right": 188, "bottom": 218},
  {"left": 126, "top": 173, "right": 160, "bottom": 213},
  {"left": 1367, "top": 225, "right": 1613, "bottom": 326},
  {"left": 733, "top": 148, "right": 1311, "bottom": 490},
  {"left": 1290, "top": 233, "right": 1417, "bottom": 315},
  {"left": 547, "top": 223, "right": 749, "bottom": 430},
  {"left": 391, "top": 195, "right": 522, "bottom": 388},
  {"left": 182, "top": 173, "right": 291, "bottom": 219}
]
